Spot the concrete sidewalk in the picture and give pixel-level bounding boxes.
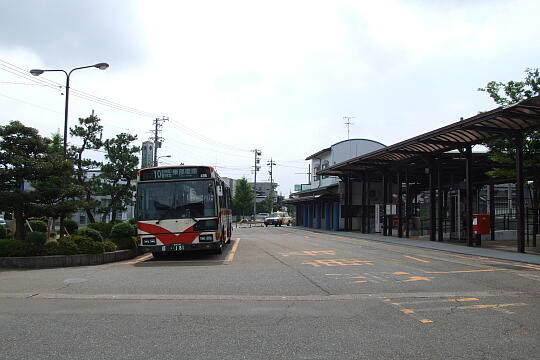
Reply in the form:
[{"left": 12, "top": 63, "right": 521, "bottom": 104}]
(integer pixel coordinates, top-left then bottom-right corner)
[{"left": 296, "top": 227, "right": 540, "bottom": 265}]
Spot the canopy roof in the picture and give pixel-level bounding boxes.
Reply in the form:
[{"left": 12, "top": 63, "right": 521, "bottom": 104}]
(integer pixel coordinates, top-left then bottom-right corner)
[{"left": 319, "top": 96, "right": 540, "bottom": 176}]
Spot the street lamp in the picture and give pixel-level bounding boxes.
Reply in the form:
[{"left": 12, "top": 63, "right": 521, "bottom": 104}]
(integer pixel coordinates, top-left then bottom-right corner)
[
  {"left": 157, "top": 155, "right": 171, "bottom": 165},
  {"left": 30, "top": 62, "right": 109, "bottom": 160},
  {"left": 30, "top": 63, "right": 108, "bottom": 236}
]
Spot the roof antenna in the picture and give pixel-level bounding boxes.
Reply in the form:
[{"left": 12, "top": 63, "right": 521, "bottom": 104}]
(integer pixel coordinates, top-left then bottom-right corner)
[{"left": 343, "top": 116, "right": 355, "bottom": 140}]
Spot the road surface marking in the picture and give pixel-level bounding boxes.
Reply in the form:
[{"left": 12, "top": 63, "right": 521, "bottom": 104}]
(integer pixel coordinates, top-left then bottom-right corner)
[
  {"left": 125, "top": 253, "right": 152, "bottom": 264},
  {"left": 403, "top": 276, "right": 430, "bottom": 282},
  {"left": 225, "top": 237, "right": 241, "bottom": 262},
  {"left": 302, "top": 259, "right": 374, "bottom": 267},
  {"left": 404, "top": 255, "right": 430, "bottom": 263},
  {"left": 393, "top": 272, "right": 410, "bottom": 275},
  {"left": 391, "top": 302, "right": 401, "bottom": 306},
  {"left": 457, "top": 303, "right": 527, "bottom": 310},
  {"left": 419, "top": 319, "right": 433, "bottom": 324},
  {"left": 401, "top": 309, "right": 415, "bottom": 314},
  {"left": 281, "top": 250, "right": 336, "bottom": 257},
  {"left": 425, "top": 269, "right": 504, "bottom": 274},
  {"left": 448, "top": 298, "right": 479, "bottom": 302}
]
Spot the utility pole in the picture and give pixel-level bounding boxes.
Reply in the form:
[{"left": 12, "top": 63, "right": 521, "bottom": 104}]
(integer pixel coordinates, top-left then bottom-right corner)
[
  {"left": 343, "top": 116, "right": 355, "bottom": 140},
  {"left": 152, "top": 116, "right": 169, "bottom": 166},
  {"left": 268, "top": 158, "right": 276, "bottom": 212},
  {"left": 252, "top": 149, "right": 261, "bottom": 218}
]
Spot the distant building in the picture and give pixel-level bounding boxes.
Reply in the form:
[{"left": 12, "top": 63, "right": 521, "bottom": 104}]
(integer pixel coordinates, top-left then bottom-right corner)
[
  {"left": 248, "top": 181, "right": 278, "bottom": 203},
  {"left": 222, "top": 177, "right": 239, "bottom": 197}
]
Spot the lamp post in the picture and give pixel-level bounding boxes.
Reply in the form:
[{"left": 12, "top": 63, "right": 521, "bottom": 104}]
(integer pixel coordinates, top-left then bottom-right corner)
[
  {"left": 30, "top": 62, "right": 109, "bottom": 160},
  {"left": 157, "top": 155, "right": 171, "bottom": 165},
  {"left": 30, "top": 63, "right": 109, "bottom": 236}
]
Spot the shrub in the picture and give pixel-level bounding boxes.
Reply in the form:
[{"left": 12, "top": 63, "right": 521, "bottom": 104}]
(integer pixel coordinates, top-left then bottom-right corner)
[
  {"left": 66, "top": 234, "right": 92, "bottom": 244},
  {"left": 0, "top": 239, "right": 34, "bottom": 257},
  {"left": 0, "top": 225, "right": 7, "bottom": 239},
  {"left": 87, "top": 222, "right": 114, "bottom": 239},
  {"left": 110, "top": 222, "right": 136, "bottom": 240},
  {"left": 25, "top": 231, "right": 47, "bottom": 247},
  {"left": 76, "top": 227, "right": 103, "bottom": 242},
  {"left": 77, "top": 239, "right": 104, "bottom": 254},
  {"left": 28, "top": 220, "right": 48, "bottom": 233},
  {"left": 113, "top": 237, "right": 136, "bottom": 250},
  {"left": 56, "top": 237, "right": 79, "bottom": 255},
  {"left": 128, "top": 218, "right": 137, "bottom": 225},
  {"left": 64, "top": 218, "right": 79, "bottom": 235},
  {"left": 102, "top": 241, "right": 118, "bottom": 252},
  {"left": 39, "top": 241, "right": 59, "bottom": 256}
]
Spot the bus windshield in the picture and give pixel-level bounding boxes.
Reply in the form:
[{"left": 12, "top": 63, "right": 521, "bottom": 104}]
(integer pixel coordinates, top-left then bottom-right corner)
[{"left": 137, "top": 179, "right": 216, "bottom": 221}]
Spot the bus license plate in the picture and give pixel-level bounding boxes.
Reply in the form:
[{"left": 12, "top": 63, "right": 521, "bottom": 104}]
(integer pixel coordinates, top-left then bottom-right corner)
[{"left": 167, "top": 243, "right": 184, "bottom": 251}]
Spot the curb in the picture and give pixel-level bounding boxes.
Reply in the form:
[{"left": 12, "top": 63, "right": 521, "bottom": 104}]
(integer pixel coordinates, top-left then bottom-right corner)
[{"left": 0, "top": 249, "right": 138, "bottom": 269}]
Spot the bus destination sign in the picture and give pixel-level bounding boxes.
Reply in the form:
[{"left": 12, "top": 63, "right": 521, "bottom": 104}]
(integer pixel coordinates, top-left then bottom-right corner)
[{"left": 140, "top": 167, "right": 211, "bottom": 181}]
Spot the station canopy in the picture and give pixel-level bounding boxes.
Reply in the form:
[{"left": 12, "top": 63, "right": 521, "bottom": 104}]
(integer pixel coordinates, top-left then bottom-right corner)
[{"left": 319, "top": 96, "right": 540, "bottom": 177}]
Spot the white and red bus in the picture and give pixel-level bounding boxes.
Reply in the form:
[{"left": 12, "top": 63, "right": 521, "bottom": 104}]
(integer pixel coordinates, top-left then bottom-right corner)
[{"left": 136, "top": 165, "right": 233, "bottom": 257}]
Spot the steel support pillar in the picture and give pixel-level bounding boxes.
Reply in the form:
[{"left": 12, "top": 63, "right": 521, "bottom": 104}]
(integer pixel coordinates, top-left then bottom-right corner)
[
  {"left": 405, "top": 170, "right": 410, "bottom": 238},
  {"left": 397, "top": 171, "right": 403, "bottom": 238},
  {"left": 437, "top": 164, "right": 444, "bottom": 242},
  {"left": 489, "top": 183, "right": 495, "bottom": 241},
  {"left": 325, "top": 203, "right": 331, "bottom": 230},
  {"left": 516, "top": 135, "right": 525, "bottom": 253},
  {"left": 429, "top": 163, "right": 436, "bottom": 242},
  {"left": 382, "top": 172, "right": 388, "bottom": 236},
  {"left": 333, "top": 202, "right": 340, "bottom": 231},
  {"left": 466, "top": 146, "right": 474, "bottom": 247},
  {"left": 315, "top": 203, "right": 321, "bottom": 229},
  {"left": 361, "top": 174, "right": 367, "bottom": 233}
]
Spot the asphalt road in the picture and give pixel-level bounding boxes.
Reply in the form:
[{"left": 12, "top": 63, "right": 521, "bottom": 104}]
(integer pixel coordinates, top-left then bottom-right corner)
[{"left": 1, "top": 226, "right": 539, "bottom": 359}]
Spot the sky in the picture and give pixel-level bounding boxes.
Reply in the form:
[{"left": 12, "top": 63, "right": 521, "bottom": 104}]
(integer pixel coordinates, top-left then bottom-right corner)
[{"left": 1, "top": 0, "right": 539, "bottom": 196}]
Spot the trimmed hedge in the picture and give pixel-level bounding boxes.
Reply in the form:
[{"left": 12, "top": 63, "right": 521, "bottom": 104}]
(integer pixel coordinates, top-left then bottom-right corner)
[
  {"left": 0, "top": 239, "right": 33, "bottom": 257},
  {"left": 87, "top": 222, "right": 114, "bottom": 239},
  {"left": 25, "top": 231, "right": 47, "bottom": 247},
  {"left": 76, "top": 228, "right": 103, "bottom": 242},
  {"left": 56, "top": 237, "right": 79, "bottom": 255},
  {"left": 78, "top": 239, "right": 104, "bottom": 254},
  {"left": 103, "top": 241, "right": 118, "bottom": 252},
  {"left": 28, "top": 220, "right": 47, "bottom": 233},
  {"left": 111, "top": 222, "right": 136, "bottom": 239},
  {"left": 0, "top": 225, "right": 7, "bottom": 239}
]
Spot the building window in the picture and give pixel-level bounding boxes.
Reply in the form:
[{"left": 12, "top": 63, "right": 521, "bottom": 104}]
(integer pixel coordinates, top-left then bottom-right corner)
[
  {"left": 313, "top": 166, "right": 320, "bottom": 181},
  {"left": 322, "top": 160, "right": 329, "bottom": 179},
  {"left": 79, "top": 214, "right": 86, "bottom": 225}
]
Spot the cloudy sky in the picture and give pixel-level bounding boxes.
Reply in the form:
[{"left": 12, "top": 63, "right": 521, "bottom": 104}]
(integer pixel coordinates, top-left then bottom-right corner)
[{"left": 1, "top": 0, "right": 539, "bottom": 195}]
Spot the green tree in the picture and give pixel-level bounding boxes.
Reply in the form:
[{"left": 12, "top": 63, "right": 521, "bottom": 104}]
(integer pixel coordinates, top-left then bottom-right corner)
[
  {"left": 70, "top": 112, "right": 104, "bottom": 223},
  {"left": 0, "top": 121, "right": 75, "bottom": 240},
  {"left": 99, "top": 133, "right": 140, "bottom": 222},
  {"left": 478, "top": 67, "right": 540, "bottom": 207},
  {"left": 29, "top": 133, "right": 82, "bottom": 224},
  {"left": 257, "top": 193, "right": 274, "bottom": 214},
  {"left": 232, "top": 178, "right": 254, "bottom": 217}
]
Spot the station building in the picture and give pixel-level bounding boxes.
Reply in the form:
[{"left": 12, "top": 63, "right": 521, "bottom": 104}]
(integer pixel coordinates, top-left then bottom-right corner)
[{"left": 286, "top": 96, "right": 540, "bottom": 254}]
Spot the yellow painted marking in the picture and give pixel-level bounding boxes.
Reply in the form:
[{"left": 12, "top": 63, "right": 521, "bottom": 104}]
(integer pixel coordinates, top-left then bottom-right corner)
[
  {"left": 391, "top": 302, "right": 401, "bottom": 306},
  {"left": 448, "top": 298, "right": 479, "bottom": 302},
  {"left": 355, "top": 280, "right": 368, "bottom": 283},
  {"left": 513, "top": 264, "right": 540, "bottom": 271},
  {"left": 458, "top": 303, "right": 527, "bottom": 310},
  {"left": 383, "top": 299, "right": 391, "bottom": 302},
  {"left": 403, "top": 276, "right": 430, "bottom": 282},
  {"left": 425, "top": 269, "right": 504, "bottom": 274},
  {"left": 281, "top": 250, "right": 336, "bottom": 257},
  {"left": 125, "top": 253, "right": 153, "bottom": 264},
  {"left": 351, "top": 276, "right": 366, "bottom": 279},
  {"left": 404, "top": 255, "right": 430, "bottom": 263},
  {"left": 419, "top": 319, "right": 433, "bottom": 324},
  {"left": 393, "top": 272, "right": 410, "bottom": 275},
  {"left": 325, "top": 273, "right": 342, "bottom": 276},
  {"left": 224, "top": 238, "right": 241, "bottom": 262},
  {"left": 401, "top": 309, "right": 415, "bottom": 314},
  {"left": 302, "top": 259, "right": 374, "bottom": 267}
]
